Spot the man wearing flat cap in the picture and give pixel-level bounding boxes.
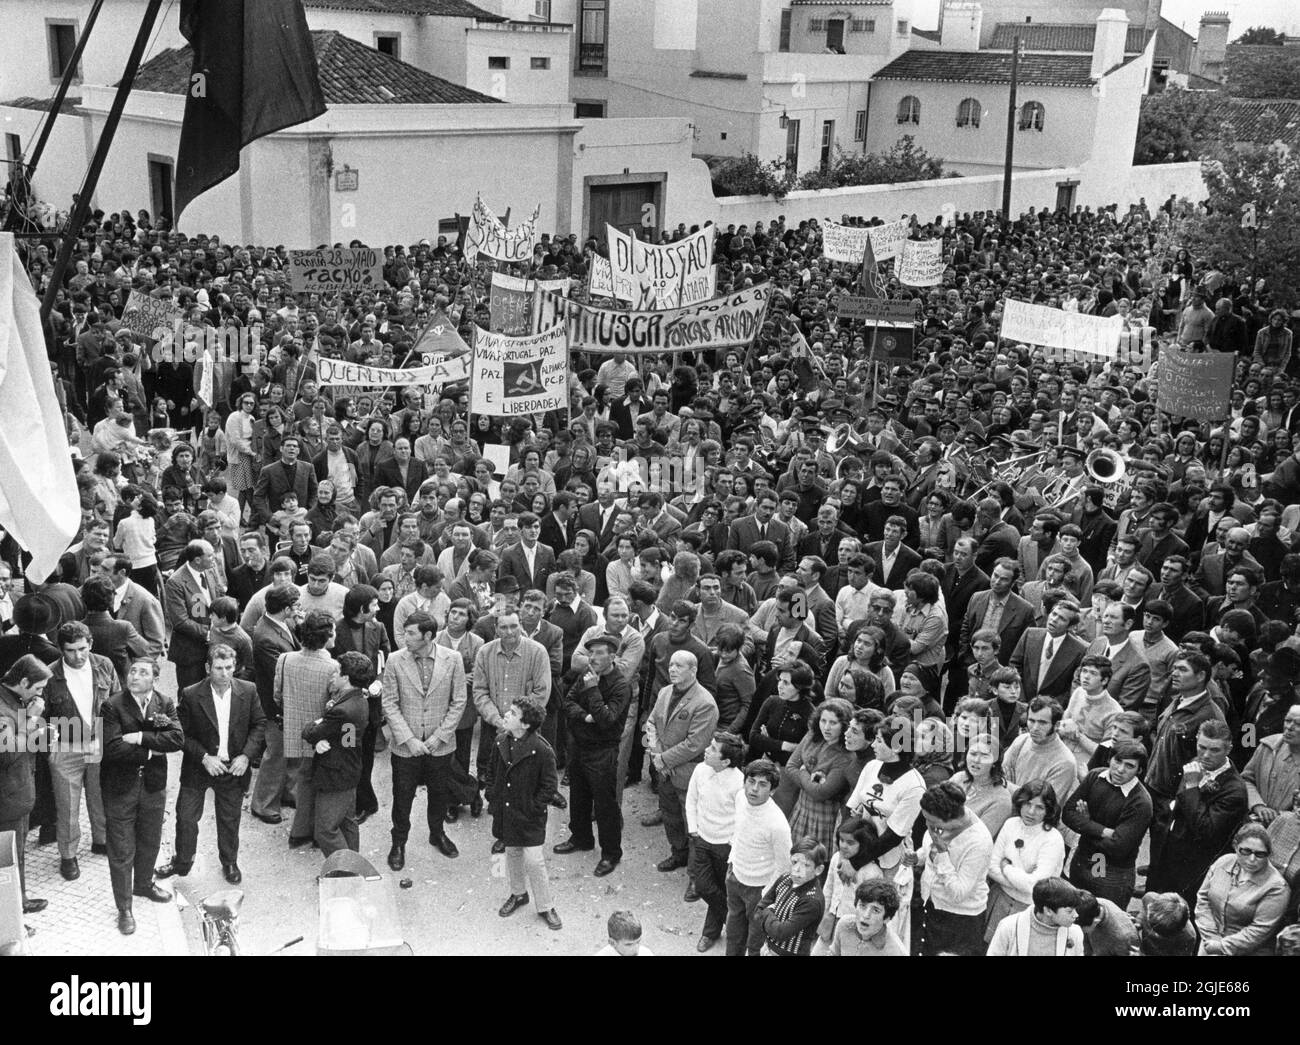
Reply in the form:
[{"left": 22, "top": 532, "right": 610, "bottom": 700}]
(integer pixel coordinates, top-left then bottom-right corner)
[{"left": 554, "top": 633, "right": 631, "bottom": 877}]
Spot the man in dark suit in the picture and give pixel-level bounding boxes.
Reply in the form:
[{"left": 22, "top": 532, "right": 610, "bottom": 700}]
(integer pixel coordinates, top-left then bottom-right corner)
[
  {"left": 332, "top": 585, "right": 391, "bottom": 823},
  {"left": 102, "top": 556, "right": 166, "bottom": 658},
  {"left": 0, "top": 654, "right": 53, "bottom": 919},
  {"left": 374, "top": 436, "right": 429, "bottom": 504},
  {"left": 1146, "top": 555, "right": 1205, "bottom": 642},
  {"left": 539, "top": 493, "right": 577, "bottom": 558},
  {"left": 157, "top": 644, "right": 267, "bottom": 885},
  {"left": 797, "top": 503, "right": 852, "bottom": 566},
  {"left": 609, "top": 378, "right": 654, "bottom": 440},
  {"left": 973, "top": 496, "right": 1020, "bottom": 574},
  {"left": 1010, "top": 601, "right": 1089, "bottom": 702},
  {"left": 1191, "top": 527, "right": 1263, "bottom": 599},
  {"left": 248, "top": 585, "right": 301, "bottom": 824},
  {"left": 727, "top": 491, "right": 795, "bottom": 573},
  {"left": 941, "top": 536, "right": 990, "bottom": 670},
  {"left": 958, "top": 559, "right": 1034, "bottom": 669},
  {"left": 498, "top": 512, "right": 556, "bottom": 593},
  {"left": 862, "top": 475, "right": 921, "bottom": 547},
  {"left": 865, "top": 517, "right": 922, "bottom": 590},
  {"left": 1137, "top": 503, "right": 1189, "bottom": 580},
  {"left": 164, "top": 540, "right": 217, "bottom": 692},
  {"left": 196, "top": 512, "right": 241, "bottom": 595},
  {"left": 519, "top": 588, "right": 565, "bottom": 754},
  {"left": 251, "top": 435, "right": 317, "bottom": 528},
  {"left": 1077, "top": 603, "right": 1151, "bottom": 711},
  {"left": 795, "top": 556, "right": 840, "bottom": 662},
  {"left": 80, "top": 578, "right": 150, "bottom": 688},
  {"left": 100, "top": 657, "right": 184, "bottom": 935},
  {"left": 227, "top": 533, "right": 272, "bottom": 611},
  {"left": 578, "top": 481, "right": 622, "bottom": 551}
]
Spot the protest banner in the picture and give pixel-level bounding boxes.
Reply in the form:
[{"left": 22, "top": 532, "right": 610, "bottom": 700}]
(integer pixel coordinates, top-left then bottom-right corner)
[
  {"left": 836, "top": 297, "right": 922, "bottom": 323},
  {"left": 318, "top": 356, "right": 468, "bottom": 389},
  {"left": 897, "top": 240, "right": 944, "bottom": 287},
  {"left": 1039, "top": 326, "right": 1156, "bottom": 368},
  {"left": 489, "top": 271, "right": 532, "bottom": 335},
  {"left": 464, "top": 195, "right": 541, "bottom": 263},
  {"left": 1000, "top": 298, "right": 1124, "bottom": 359},
  {"left": 470, "top": 323, "right": 568, "bottom": 416},
  {"left": 821, "top": 218, "right": 908, "bottom": 264},
  {"left": 607, "top": 225, "right": 715, "bottom": 308},
  {"left": 1156, "top": 347, "right": 1235, "bottom": 421},
  {"left": 871, "top": 321, "right": 917, "bottom": 362},
  {"left": 532, "top": 275, "right": 570, "bottom": 332},
  {"left": 588, "top": 254, "right": 618, "bottom": 299},
  {"left": 120, "top": 290, "right": 184, "bottom": 340},
  {"left": 287, "top": 248, "right": 383, "bottom": 293},
  {"left": 567, "top": 284, "right": 771, "bottom": 354}
]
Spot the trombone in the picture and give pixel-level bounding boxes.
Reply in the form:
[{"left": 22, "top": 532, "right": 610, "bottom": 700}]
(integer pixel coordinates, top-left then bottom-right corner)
[{"left": 966, "top": 447, "right": 1048, "bottom": 500}]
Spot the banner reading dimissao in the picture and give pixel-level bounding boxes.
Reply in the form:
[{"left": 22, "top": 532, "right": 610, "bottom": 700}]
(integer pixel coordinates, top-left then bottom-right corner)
[{"left": 566, "top": 284, "right": 771, "bottom": 353}]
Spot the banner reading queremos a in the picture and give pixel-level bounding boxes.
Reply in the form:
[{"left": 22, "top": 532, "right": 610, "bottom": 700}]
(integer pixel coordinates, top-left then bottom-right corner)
[
  {"left": 821, "top": 218, "right": 909, "bottom": 263},
  {"left": 607, "top": 225, "right": 716, "bottom": 307},
  {"left": 1000, "top": 298, "right": 1125, "bottom": 358},
  {"left": 318, "top": 354, "right": 470, "bottom": 388},
  {"left": 464, "top": 195, "right": 541, "bottom": 263},
  {"left": 566, "top": 284, "right": 772, "bottom": 353},
  {"left": 469, "top": 323, "right": 568, "bottom": 416}
]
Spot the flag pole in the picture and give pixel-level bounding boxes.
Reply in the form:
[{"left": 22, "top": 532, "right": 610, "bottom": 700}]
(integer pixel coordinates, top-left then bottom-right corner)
[
  {"left": 39, "top": 0, "right": 165, "bottom": 335},
  {"left": 23, "top": 0, "right": 107, "bottom": 182}
]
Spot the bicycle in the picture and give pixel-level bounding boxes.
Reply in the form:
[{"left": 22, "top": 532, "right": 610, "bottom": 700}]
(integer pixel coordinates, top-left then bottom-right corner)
[{"left": 181, "top": 888, "right": 303, "bottom": 956}]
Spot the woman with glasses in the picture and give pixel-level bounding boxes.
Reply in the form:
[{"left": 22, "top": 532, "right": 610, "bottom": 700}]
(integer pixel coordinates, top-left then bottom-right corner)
[
  {"left": 1194, "top": 822, "right": 1291, "bottom": 955},
  {"left": 224, "top": 393, "right": 258, "bottom": 508}
]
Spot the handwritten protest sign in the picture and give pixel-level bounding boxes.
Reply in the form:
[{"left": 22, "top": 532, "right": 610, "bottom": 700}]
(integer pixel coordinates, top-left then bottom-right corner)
[
  {"left": 470, "top": 324, "right": 568, "bottom": 416},
  {"left": 607, "top": 225, "right": 715, "bottom": 308},
  {"left": 566, "top": 284, "right": 771, "bottom": 354},
  {"left": 821, "top": 218, "right": 908, "bottom": 263},
  {"left": 897, "top": 240, "right": 944, "bottom": 287},
  {"left": 318, "top": 356, "right": 468, "bottom": 389},
  {"left": 1000, "top": 299, "right": 1124, "bottom": 359},
  {"left": 1156, "top": 347, "right": 1235, "bottom": 420},
  {"left": 588, "top": 254, "right": 618, "bottom": 299},
  {"left": 287, "top": 248, "right": 383, "bottom": 293},
  {"left": 489, "top": 272, "right": 532, "bottom": 335},
  {"left": 836, "top": 297, "right": 922, "bottom": 323},
  {"left": 120, "top": 291, "right": 184, "bottom": 340},
  {"left": 464, "top": 195, "right": 541, "bottom": 263}
]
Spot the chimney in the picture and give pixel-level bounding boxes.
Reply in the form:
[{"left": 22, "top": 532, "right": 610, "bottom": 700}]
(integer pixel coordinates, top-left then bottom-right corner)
[
  {"left": 940, "top": 1, "right": 982, "bottom": 51},
  {"left": 1196, "top": 10, "right": 1231, "bottom": 73},
  {"left": 1091, "top": 8, "right": 1129, "bottom": 79}
]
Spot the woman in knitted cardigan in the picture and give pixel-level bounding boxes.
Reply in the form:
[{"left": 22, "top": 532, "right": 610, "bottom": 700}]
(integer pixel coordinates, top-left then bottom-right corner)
[{"left": 786, "top": 698, "right": 857, "bottom": 856}]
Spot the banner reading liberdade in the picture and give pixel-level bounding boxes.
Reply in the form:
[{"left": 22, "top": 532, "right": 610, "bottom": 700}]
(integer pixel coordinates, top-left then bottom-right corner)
[
  {"left": 470, "top": 323, "right": 568, "bottom": 416},
  {"left": 567, "top": 284, "right": 771, "bottom": 353}
]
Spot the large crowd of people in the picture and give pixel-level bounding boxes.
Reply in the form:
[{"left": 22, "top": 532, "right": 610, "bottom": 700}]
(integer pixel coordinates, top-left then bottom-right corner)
[{"left": 2, "top": 192, "right": 1300, "bottom": 956}]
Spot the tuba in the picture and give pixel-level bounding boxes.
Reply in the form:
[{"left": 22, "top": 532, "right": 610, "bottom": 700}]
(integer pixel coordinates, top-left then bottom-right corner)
[{"left": 1085, "top": 448, "right": 1126, "bottom": 485}]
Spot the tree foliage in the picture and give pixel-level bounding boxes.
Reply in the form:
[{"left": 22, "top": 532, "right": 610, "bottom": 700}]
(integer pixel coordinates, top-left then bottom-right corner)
[
  {"left": 1134, "top": 87, "right": 1227, "bottom": 164},
  {"left": 1234, "top": 27, "right": 1284, "bottom": 46},
  {"left": 1225, "top": 42, "right": 1300, "bottom": 99},
  {"left": 793, "top": 136, "right": 951, "bottom": 191},
  {"left": 1177, "top": 139, "right": 1300, "bottom": 308},
  {"left": 710, "top": 136, "right": 952, "bottom": 198}
]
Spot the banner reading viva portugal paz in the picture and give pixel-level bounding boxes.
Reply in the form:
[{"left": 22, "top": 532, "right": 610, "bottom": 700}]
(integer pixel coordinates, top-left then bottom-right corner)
[{"left": 470, "top": 324, "right": 568, "bottom": 416}]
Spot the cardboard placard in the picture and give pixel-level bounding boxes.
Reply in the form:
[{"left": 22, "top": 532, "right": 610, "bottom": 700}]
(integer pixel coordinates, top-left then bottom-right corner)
[
  {"left": 1155, "top": 347, "right": 1235, "bottom": 421},
  {"left": 287, "top": 248, "right": 384, "bottom": 293}
]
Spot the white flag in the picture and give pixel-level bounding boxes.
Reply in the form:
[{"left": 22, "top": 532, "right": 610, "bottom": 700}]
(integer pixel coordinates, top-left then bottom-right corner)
[{"left": 0, "top": 233, "right": 81, "bottom": 582}]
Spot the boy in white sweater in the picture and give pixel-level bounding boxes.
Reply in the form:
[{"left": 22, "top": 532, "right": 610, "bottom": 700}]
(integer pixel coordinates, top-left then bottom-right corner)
[
  {"left": 724, "top": 757, "right": 792, "bottom": 957},
  {"left": 685, "top": 732, "right": 746, "bottom": 953}
]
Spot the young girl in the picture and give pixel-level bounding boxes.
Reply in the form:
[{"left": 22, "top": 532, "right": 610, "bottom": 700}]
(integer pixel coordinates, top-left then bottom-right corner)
[
  {"left": 813, "top": 817, "right": 883, "bottom": 954},
  {"left": 984, "top": 780, "right": 1067, "bottom": 941}
]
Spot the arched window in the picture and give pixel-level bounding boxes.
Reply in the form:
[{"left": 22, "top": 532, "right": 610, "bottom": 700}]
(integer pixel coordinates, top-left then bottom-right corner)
[
  {"left": 897, "top": 95, "right": 921, "bottom": 125},
  {"left": 956, "top": 97, "right": 981, "bottom": 128},
  {"left": 1018, "top": 100, "right": 1045, "bottom": 132}
]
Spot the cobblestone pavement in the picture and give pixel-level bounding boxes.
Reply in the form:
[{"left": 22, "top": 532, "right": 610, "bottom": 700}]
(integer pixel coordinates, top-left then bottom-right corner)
[{"left": 20, "top": 660, "right": 717, "bottom": 956}]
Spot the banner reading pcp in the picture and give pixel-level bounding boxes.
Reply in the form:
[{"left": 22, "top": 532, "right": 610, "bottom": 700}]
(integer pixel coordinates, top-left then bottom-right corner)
[
  {"left": 464, "top": 195, "right": 541, "bottom": 263},
  {"left": 607, "top": 225, "right": 716, "bottom": 307},
  {"left": 821, "top": 218, "right": 908, "bottom": 263},
  {"left": 1000, "top": 299, "right": 1124, "bottom": 359},
  {"left": 287, "top": 248, "right": 384, "bottom": 293},
  {"left": 470, "top": 323, "right": 568, "bottom": 416},
  {"left": 567, "top": 284, "right": 771, "bottom": 353},
  {"left": 318, "top": 355, "right": 469, "bottom": 388},
  {"left": 898, "top": 240, "right": 944, "bottom": 286},
  {"left": 120, "top": 290, "right": 184, "bottom": 339}
]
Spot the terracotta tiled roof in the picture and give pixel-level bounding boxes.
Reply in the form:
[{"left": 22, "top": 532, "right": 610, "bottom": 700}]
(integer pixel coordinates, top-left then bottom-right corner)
[
  {"left": 988, "top": 22, "right": 1152, "bottom": 54},
  {"left": 872, "top": 51, "right": 1096, "bottom": 88},
  {"left": 129, "top": 30, "right": 500, "bottom": 105},
  {"left": 1224, "top": 99, "right": 1300, "bottom": 145},
  {"left": 1, "top": 95, "right": 82, "bottom": 115},
  {"left": 304, "top": 0, "right": 504, "bottom": 19}
]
